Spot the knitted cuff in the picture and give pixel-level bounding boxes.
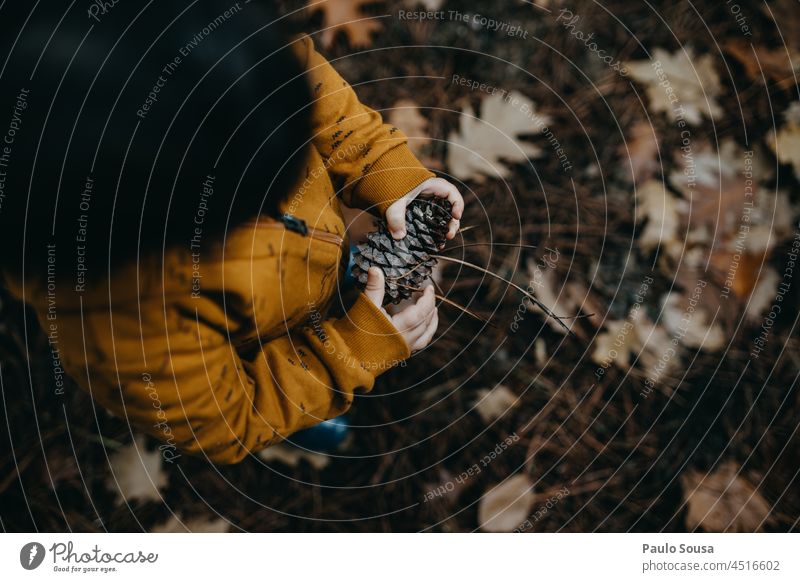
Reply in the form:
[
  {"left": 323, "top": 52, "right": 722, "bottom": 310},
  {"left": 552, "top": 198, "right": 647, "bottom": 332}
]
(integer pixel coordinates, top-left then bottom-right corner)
[{"left": 333, "top": 293, "right": 411, "bottom": 377}]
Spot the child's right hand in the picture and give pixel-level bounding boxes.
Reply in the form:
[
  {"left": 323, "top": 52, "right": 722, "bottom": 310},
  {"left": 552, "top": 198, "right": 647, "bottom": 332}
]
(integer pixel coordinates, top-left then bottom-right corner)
[{"left": 363, "top": 267, "right": 438, "bottom": 353}]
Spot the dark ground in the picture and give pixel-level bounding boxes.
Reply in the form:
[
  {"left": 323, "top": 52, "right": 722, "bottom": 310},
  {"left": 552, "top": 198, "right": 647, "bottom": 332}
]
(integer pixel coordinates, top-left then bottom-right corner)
[{"left": 1, "top": 0, "right": 799, "bottom": 532}]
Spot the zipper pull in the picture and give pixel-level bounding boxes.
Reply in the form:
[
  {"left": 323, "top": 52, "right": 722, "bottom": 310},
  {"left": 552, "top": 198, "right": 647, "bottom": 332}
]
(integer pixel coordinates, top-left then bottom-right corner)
[{"left": 282, "top": 214, "right": 308, "bottom": 236}]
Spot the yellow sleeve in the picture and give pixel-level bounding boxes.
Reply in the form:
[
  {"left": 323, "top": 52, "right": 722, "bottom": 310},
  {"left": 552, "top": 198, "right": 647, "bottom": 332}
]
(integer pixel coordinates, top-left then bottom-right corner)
[
  {"left": 294, "top": 35, "right": 435, "bottom": 215},
  {"left": 85, "top": 294, "right": 409, "bottom": 464}
]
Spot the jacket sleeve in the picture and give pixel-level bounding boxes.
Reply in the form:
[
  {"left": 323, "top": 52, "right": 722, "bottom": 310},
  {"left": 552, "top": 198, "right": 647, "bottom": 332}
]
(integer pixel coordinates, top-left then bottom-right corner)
[
  {"left": 294, "top": 35, "right": 435, "bottom": 215},
  {"left": 86, "top": 293, "right": 409, "bottom": 464}
]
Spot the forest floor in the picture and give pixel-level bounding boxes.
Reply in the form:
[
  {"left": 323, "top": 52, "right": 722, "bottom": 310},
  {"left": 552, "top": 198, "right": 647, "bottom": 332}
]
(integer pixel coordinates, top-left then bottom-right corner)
[{"left": 1, "top": 0, "right": 799, "bottom": 532}]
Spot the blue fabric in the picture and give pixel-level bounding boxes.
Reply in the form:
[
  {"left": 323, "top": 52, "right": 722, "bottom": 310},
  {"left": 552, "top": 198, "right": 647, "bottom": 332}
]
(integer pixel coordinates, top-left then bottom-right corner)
[{"left": 288, "top": 415, "right": 350, "bottom": 453}]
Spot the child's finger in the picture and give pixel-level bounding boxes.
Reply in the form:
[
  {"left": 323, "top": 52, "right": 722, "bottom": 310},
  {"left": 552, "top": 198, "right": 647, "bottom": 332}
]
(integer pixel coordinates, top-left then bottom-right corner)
[
  {"left": 447, "top": 218, "right": 461, "bottom": 240},
  {"left": 363, "top": 267, "right": 386, "bottom": 308},
  {"left": 428, "top": 179, "right": 464, "bottom": 219},
  {"left": 445, "top": 186, "right": 464, "bottom": 220},
  {"left": 411, "top": 311, "right": 438, "bottom": 351},
  {"left": 392, "top": 288, "right": 435, "bottom": 333},
  {"left": 414, "top": 285, "right": 436, "bottom": 317},
  {"left": 400, "top": 307, "right": 435, "bottom": 347},
  {"left": 384, "top": 200, "right": 408, "bottom": 240}
]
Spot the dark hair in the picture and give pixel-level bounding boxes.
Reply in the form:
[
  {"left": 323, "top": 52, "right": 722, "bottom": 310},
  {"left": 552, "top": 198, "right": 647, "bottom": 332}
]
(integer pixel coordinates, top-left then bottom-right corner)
[{"left": 0, "top": 1, "right": 312, "bottom": 281}]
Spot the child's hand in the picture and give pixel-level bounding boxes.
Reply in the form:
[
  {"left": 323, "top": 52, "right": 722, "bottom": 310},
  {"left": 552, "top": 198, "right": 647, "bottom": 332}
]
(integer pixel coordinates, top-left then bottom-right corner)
[
  {"left": 363, "top": 267, "right": 438, "bottom": 352},
  {"left": 384, "top": 177, "right": 464, "bottom": 241}
]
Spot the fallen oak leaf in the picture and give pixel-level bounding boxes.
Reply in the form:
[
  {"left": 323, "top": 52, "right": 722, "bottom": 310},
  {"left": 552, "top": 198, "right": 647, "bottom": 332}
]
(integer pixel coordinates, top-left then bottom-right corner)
[
  {"left": 258, "top": 442, "right": 331, "bottom": 470},
  {"left": 472, "top": 384, "right": 519, "bottom": 423},
  {"left": 724, "top": 41, "right": 800, "bottom": 91},
  {"left": 309, "top": 0, "right": 383, "bottom": 49},
  {"left": 662, "top": 289, "right": 726, "bottom": 352},
  {"left": 388, "top": 100, "right": 430, "bottom": 154},
  {"left": 404, "top": 0, "right": 445, "bottom": 9},
  {"left": 527, "top": 263, "right": 584, "bottom": 334},
  {"left": 669, "top": 139, "right": 780, "bottom": 252},
  {"left": 387, "top": 99, "right": 440, "bottom": 168},
  {"left": 635, "top": 179, "right": 682, "bottom": 258},
  {"left": 621, "top": 121, "right": 662, "bottom": 185},
  {"left": 707, "top": 249, "right": 764, "bottom": 299},
  {"left": 478, "top": 474, "right": 536, "bottom": 532},
  {"left": 666, "top": 138, "right": 794, "bottom": 302},
  {"left": 626, "top": 48, "right": 722, "bottom": 126},
  {"left": 592, "top": 310, "right": 673, "bottom": 379},
  {"left": 767, "top": 101, "right": 800, "bottom": 180},
  {"left": 447, "top": 91, "right": 550, "bottom": 182},
  {"left": 681, "top": 461, "right": 774, "bottom": 532},
  {"left": 745, "top": 267, "right": 781, "bottom": 320},
  {"left": 152, "top": 513, "right": 230, "bottom": 533},
  {"left": 105, "top": 436, "right": 168, "bottom": 505}
]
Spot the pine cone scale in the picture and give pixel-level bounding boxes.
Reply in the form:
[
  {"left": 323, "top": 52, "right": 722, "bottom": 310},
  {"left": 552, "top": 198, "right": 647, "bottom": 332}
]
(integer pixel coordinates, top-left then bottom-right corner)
[{"left": 350, "top": 198, "right": 452, "bottom": 305}]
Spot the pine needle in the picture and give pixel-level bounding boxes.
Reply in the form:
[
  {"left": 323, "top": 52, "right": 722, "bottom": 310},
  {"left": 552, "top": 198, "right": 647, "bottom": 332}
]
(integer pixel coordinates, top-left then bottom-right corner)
[
  {"left": 431, "top": 254, "right": 574, "bottom": 335},
  {"left": 440, "top": 242, "right": 540, "bottom": 253},
  {"left": 394, "top": 282, "right": 493, "bottom": 326},
  {"left": 435, "top": 293, "right": 496, "bottom": 327}
]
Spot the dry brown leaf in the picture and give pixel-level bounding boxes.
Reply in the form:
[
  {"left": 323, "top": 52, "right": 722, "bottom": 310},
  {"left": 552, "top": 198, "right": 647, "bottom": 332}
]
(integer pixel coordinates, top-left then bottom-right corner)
[
  {"left": 592, "top": 310, "right": 673, "bottom": 378},
  {"left": 681, "top": 461, "right": 773, "bottom": 532},
  {"left": 669, "top": 140, "right": 744, "bottom": 239},
  {"left": 152, "top": 513, "right": 230, "bottom": 533},
  {"left": 388, "top": 100, "right": 429, "bottom": 154},
  {"left": 724, "top": 41, "right": 800, "bottom": 91},
  {"left": 626, "top": 48, "right": 722, "bottom": 125},
  {"left": 387, "top": 99, "right": 440, "bottom": 168},
  {"left": 621, "top": 121, "right": 661, "bottom": 184},
  {"left": 310, "top": 0, "right": 382, "bottom": 49},
  {"left": 635, "top": 180, "right": 682, "bottom": 257},
  {"left": 404, "top": 0, "right": 445, "bottom": 9},
  {"left": 105, "top": 436, "right": 168, "bottom": 504},
  {"left": 447, "top": 91, "right": 550, "bottom": 182},
  {"left": 707, "top": 250, "right": 763, "bottom": 299},
  {"left": 746, "top": 267, "right": 781, "bottom": 319},
  {"left": 662, "top": 292, "right": 726, "bottom": 351},
  {"left": 744, "top": 187, "right": 796, "bottom": 256},
  {"left": 472, "top": 384, "right": 519, "bottom": 423},
  {"left": 570, "top": 279, "right": 604, "bottom": 329},
  {"left": 669, "top": 140, "right": 789, "bottom": 255},
  {"left": 258, "top": 443, "right": 331, "bottom": 470},
  {"left": 592, "top": 319, "right": 639, "bottom": 370},
  {"left": 528, "top": 263, "right": 586, "bottom": 334},
  {"left": 767, "top": 102, "right": 800, "bottom": 180},
  {"left": 666, "top": 138, "right": 795, "bottom": 306},
  {"left": 666, "top": 137, "right": 795, "bottom": 306},
  {"left": 668, "top": 249, "right": 744, "bottom": 343},
  {"left": 478, "top": 474, "right": 536, "bottom": 532}
]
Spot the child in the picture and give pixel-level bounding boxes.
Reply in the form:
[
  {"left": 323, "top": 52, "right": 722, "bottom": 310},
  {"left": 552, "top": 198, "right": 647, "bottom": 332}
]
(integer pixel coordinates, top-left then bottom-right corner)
[{"left": 0, "top": 3, "right": 463, "bottom": 463}]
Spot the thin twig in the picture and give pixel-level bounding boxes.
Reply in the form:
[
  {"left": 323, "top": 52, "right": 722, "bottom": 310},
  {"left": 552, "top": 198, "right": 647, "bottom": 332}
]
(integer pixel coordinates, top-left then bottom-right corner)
[
  {"left": 432, "top": 254, "right": 574, "bottom": 336},
  {"left": 435, "top": 293, "right": 496, "bottom": 327},
  {"left": 393, "top": 282, "right": 493, "bottom": 326},
  {"left": 439, "top": 242, "right": 540, "bottom": 253}
]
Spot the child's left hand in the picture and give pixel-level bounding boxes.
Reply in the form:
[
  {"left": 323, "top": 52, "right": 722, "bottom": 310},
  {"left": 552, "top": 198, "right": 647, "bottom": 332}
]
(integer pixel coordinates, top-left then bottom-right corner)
[{"left": 384, "top": 177, "right": 464, "bottom": 241}]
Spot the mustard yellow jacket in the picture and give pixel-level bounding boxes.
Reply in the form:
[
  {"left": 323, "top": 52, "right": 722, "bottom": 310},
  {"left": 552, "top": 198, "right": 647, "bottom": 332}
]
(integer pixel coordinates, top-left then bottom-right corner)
[{"left": 5, "top": 36, "right": 433, "bottom": 464}]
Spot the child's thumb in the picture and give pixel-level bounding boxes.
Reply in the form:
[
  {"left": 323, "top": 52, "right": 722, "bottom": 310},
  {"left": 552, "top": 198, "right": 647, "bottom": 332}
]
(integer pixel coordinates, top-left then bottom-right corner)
[
  {"left": 364, "top": 267, "right": 385, "bottom": 307},
  {"left": 384, "top": 203, "right": 408, "bottom": 240}
]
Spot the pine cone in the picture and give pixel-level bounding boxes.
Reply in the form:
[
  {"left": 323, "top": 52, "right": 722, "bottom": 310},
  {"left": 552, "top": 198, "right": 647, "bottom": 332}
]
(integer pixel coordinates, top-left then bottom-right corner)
[{"left": 351, "top": 198, "right": 452, "bottom": 305}]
